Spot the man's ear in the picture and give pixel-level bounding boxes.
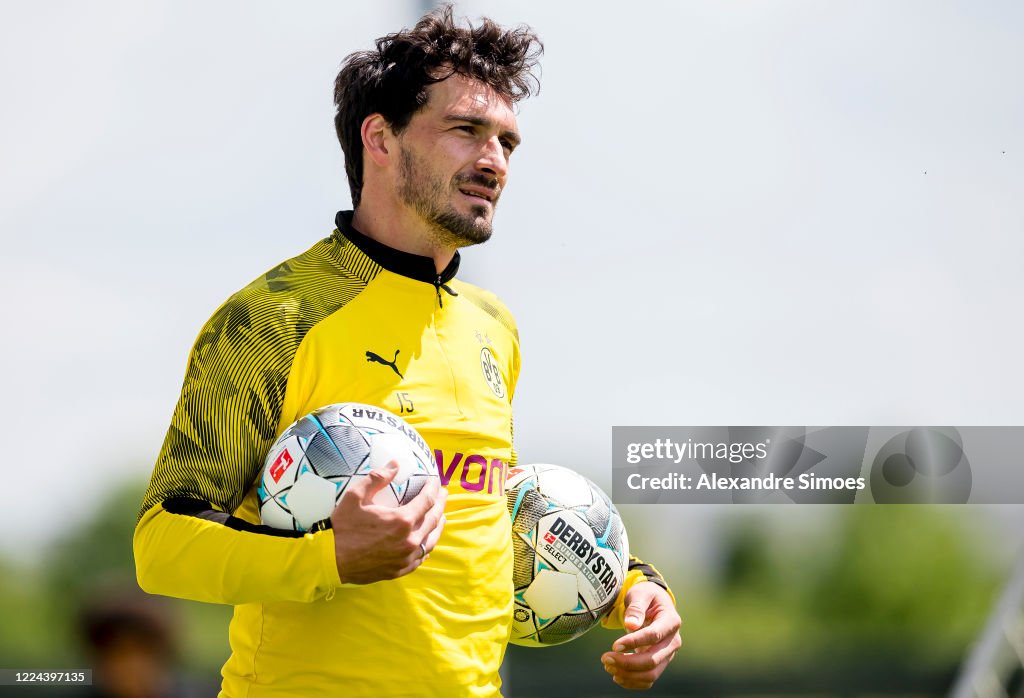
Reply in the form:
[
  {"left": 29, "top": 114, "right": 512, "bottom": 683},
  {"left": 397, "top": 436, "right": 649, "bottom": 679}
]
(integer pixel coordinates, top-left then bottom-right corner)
[{"left": 361, "top": 113, "right": 392, "bottom": 167}]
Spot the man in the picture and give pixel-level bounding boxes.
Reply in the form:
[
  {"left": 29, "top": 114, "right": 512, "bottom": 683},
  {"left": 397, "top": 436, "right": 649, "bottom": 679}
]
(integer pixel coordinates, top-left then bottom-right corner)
[
  {"left": 77, "top": 588, "right": 196, "bottom": 698},
  {"left": 134, "top": 7, "right": 681, "bottom": 696}
]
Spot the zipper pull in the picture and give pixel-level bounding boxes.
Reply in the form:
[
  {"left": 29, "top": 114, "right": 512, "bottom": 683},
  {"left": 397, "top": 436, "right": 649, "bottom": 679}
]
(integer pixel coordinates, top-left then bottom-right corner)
[{"left": 434, "top": 275, "right": 458, "bottom": 308}]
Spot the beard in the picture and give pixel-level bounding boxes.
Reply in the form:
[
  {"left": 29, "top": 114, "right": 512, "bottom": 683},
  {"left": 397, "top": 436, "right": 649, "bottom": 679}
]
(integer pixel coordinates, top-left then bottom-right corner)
[{"left": 397, "top": 145, "right": 498, "bottom": 248}]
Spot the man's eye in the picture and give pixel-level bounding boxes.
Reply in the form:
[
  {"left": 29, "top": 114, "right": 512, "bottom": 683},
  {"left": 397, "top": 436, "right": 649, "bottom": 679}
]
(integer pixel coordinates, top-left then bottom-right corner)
[{"left": 456, "top": 125, "right": 475, "bottom": 133}]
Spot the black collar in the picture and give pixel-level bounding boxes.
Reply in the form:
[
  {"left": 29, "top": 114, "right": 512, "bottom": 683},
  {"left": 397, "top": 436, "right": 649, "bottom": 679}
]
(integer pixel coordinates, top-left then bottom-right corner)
[{"left": 334, "top": 211, "right": 460, "bottom": 285}]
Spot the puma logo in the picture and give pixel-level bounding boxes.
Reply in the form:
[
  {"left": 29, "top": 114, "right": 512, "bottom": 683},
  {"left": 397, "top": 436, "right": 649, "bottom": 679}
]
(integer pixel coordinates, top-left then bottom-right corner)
[{"left": 365, "top": 349, "right": 404, "bottom": 379}]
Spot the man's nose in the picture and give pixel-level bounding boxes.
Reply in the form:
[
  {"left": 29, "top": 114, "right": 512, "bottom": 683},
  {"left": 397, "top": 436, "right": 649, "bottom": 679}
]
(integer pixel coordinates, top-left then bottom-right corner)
[{"left": 475, "top": 137, "right": 509, "bottom": 180}]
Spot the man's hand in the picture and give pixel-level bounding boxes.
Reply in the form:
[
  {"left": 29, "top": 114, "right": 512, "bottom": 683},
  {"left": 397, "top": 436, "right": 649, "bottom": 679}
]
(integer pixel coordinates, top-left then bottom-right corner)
[
  {"left": 331, "top": 462, "right": 447, "bottom": 584},
  {"left": 601, "top": 582, "right": 681, "bottom": 690}
]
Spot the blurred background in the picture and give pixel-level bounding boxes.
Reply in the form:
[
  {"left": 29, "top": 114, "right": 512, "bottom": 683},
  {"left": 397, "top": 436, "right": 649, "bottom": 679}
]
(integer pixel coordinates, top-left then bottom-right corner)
[{"left": 1, "top": 1, "right": 1022, "bottom": 695}]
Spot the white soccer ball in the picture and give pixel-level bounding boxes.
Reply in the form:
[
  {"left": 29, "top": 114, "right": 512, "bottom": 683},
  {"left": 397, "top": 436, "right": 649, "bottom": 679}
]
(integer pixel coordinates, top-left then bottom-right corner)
[
  {"left": 505, "top": 463, "right": 630, "bottom": 646},
  {"left": 258, "top": 403, "right": 437, "bottom": 531}
]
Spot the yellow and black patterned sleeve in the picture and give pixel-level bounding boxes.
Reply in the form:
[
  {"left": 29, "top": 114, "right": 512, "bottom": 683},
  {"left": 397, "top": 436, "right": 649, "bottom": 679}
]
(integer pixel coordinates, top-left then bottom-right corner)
[
  {"left": 135, "top": 243, "right": 379, "bottom": 605},
  {"left": 140, "top": 241, "right": 375, "bottom": 519},
  {"left": 140, "top": 288, "right": 294, "bottom": 518}
]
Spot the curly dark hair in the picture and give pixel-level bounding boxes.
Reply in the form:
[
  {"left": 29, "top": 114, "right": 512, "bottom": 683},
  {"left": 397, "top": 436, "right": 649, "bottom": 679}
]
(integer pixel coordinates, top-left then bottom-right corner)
[{"left": 333, "top": 4, "right": 542, "bottom": 207}]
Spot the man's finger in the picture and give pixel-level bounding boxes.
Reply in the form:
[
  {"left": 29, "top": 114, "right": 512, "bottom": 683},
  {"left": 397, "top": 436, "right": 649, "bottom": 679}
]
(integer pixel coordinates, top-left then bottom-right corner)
[
  {"left": 613, "top": 619, "right": 669, "bottom": 652},
  {"left": 612, "top": 672, "right": 656, "bottom": 690},
  {"left": 420, "top": 514, "right": 446, "bottom": 555},
  {"left": 397, "top": 476, "right": 443, "bottom": 523},
  {"left": 392, "top": 515, "right": 446, "bottom": 575},
  {"left": 602, "top": 634, "right": 677, "bottom": 672},
  {"left": 344, "top": 460, "right": 400, "bottom": 504},
  {"left": 393, "top": 555, "right": 426, "bottom": 578},
  {"left": 603, "top": 633, "right": 675, "bottom": 667},
  {"left": 603, "top": 659, "right": 659, "bottom": 690},
  {"left": 412, "top": 495, "right": 446, "bottom": 544},
  {"left": 646, "top": 641, "right": 678, "bottom": 668}
]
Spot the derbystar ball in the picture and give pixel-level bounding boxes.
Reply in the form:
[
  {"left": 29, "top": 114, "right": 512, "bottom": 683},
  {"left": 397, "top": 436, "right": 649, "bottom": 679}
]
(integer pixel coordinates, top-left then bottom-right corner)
[
  {"left": 506, "top": 463, "right": 630, "bottom": 646},
  {"left": 258, "top": 402, "right": 437, "bottom": 531}
]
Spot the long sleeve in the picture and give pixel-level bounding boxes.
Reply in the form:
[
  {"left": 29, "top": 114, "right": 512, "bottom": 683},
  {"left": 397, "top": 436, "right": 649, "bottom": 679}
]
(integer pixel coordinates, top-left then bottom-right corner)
[
  {"left": 134, "top": 500, "right": 340, "bottom": 604},
  {"left": 134, "top": 279, "right": 340, "bottom": 605}
]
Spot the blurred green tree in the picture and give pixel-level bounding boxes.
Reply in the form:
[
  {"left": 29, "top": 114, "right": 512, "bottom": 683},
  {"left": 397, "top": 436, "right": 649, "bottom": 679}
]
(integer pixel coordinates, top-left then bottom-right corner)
[
  {"left": 10, "top": 478, "right": 233, "bottom": 674},
  {"left": 803, "top": 507, "right": 1001, "bottom": 666}
]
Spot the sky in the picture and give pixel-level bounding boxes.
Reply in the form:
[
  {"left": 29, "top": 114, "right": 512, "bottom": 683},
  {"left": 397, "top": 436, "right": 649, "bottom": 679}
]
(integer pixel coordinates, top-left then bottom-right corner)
[{"left": 1, "top": 0, "right": 1022, "bottom": 567}]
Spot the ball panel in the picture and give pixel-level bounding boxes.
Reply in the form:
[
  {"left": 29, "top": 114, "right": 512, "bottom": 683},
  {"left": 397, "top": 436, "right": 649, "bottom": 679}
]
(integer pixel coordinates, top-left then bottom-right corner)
[
  {"left": 303, "top": 430, "right": 347, "bottom": 478},
  {"left": 287, "top": 473, "right": 338, "bottom": 530},
  {"left": 288, "top": 415, "right": 322, "bottom": 441},
  {"left": 536, "top": 610, "right": 602, "bottom": 646},
  {"left": 523, "top": 569, "right": 578, "bottom": 620},
  {"left": 509, "top": 487, "right": 549, "bottom": 534},
  {"left": 397, "top": 470, "right": 432, "bottom": 504},
  {"left": 259, "top": 497, "right": 296, "bottom": 531},
  {"left": 368, "top": 431, "right": 419, "bottom": 483},
  {"left": 586, "top": 496, "right": 611, "bottom": 543},
  {"left": 326, "top": 424, "right": 371, "bottom": 469},
  {"left": 512, "top": 534, "right": 536, "bottom": 589},
  {"left": 536, "top": 466, "right": 595, "bottom": 508}
]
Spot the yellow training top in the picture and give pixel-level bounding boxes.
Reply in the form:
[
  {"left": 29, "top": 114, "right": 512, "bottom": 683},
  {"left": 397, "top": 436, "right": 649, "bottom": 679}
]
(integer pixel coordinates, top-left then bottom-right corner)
[{"left": 134, "top": 212, "right": 669, "bottom": 697}]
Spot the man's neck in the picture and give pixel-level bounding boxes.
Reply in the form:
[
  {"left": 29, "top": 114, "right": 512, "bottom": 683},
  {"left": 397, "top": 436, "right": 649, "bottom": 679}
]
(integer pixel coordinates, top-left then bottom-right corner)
[{"left": 351, "top": 201, "right": 456, "bottom": 275}]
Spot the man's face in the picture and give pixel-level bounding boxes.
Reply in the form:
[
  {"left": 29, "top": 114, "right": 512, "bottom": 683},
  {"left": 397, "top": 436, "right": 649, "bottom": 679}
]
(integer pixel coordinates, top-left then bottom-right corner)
[{"left": 394, "top": 74, "right": 520, "bottom": 248}]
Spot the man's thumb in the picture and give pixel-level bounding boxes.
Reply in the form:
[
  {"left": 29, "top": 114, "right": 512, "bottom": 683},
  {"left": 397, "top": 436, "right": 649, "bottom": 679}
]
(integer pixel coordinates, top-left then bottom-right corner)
[
  {"left": 352, "top": 460, "right": 400, "bottom": 503},
  {"left": 624, "top": 584, "right": 653, "bottom": 630}
]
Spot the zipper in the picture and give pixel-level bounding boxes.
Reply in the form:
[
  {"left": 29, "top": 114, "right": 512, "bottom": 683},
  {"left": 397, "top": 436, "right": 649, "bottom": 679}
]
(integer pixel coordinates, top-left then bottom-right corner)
[{"left": 434, "top": 274, "right": 458, "bottom": 307}]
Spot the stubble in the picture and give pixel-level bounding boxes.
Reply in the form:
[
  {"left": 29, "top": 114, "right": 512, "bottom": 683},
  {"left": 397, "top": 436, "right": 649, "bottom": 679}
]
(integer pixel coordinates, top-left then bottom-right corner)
[{"left": 397, "top": 146, "right": 496, "bottom": 248}]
